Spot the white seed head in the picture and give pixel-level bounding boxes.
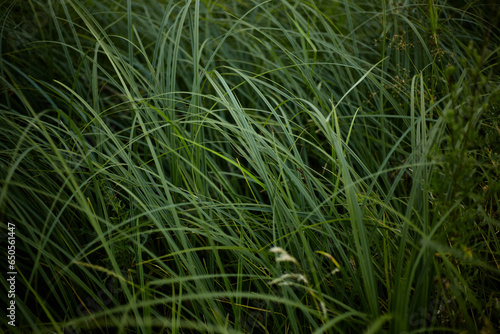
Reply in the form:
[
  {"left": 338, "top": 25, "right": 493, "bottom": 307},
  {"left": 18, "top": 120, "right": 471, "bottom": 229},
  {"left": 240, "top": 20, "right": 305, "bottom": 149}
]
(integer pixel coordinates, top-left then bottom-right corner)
[
  {"left": 331, "top": 268, "right": 340, "bottom": 275},
  {"left": 270, "top": 247, "right": 285, "bottom": 254},
  {"left": 270, "top": 247, "right": 299, "bottom": 265},
  {"left": 268, "top": 273, "right": 309, "bottom": 285}
]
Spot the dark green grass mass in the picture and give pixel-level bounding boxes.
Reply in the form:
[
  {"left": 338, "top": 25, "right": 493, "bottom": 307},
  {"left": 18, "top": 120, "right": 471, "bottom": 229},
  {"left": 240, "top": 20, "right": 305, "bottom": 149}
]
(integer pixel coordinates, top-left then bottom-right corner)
[{"left": 1, "top": 0, "right": 499, "bottom": 333}]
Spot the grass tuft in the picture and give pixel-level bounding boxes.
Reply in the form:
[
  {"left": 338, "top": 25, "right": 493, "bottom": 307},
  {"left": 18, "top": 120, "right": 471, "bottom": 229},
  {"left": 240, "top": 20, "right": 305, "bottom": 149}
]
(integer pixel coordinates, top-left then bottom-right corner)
[{"left": 1, "top": 0, "right": 498, "bottom": 333}]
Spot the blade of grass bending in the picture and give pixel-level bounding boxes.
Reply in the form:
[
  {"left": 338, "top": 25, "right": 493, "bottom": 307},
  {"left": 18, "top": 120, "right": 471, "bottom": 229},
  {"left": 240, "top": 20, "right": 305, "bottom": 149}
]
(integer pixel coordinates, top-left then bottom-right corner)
[
  {"left": 392, "top": 72, "right": 432, "bottom": 332},
  {"left": 330, "top": 101, "right": 380, "bottom": 317},
  {"left": 173, "top": 134, "right": 266, "bottom": 190},
  {"left": 326, "top": 57, "right": 386, "bottom": 122}
]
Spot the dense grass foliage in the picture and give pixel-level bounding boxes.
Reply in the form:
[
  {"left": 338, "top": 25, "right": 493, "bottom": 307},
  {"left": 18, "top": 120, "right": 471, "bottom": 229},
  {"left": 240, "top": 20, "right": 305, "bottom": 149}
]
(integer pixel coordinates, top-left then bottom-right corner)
[{"left": 1, "top": 0, "right": 499, "bottom": 332}]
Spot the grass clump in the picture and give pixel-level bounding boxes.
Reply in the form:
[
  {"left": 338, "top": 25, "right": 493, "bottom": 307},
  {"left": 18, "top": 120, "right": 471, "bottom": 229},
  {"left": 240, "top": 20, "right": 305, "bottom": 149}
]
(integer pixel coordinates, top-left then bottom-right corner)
[{"left": 1, "top": 0, "right": 499, "bottom": 333}]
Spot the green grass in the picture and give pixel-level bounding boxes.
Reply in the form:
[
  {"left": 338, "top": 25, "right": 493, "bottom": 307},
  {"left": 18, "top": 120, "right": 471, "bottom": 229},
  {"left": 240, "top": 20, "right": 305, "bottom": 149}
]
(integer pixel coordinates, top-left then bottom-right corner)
[{"left": 1, "top": 0, "right": 499, "bottom": 333}]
